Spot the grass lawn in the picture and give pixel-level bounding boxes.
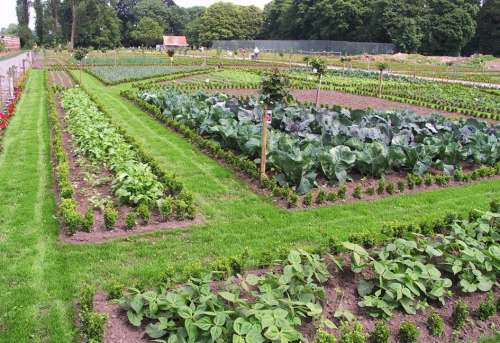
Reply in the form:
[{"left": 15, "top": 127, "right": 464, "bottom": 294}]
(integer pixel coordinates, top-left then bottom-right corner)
[{"left": 1, "top": 69, "right": 499, "bottom": 341}]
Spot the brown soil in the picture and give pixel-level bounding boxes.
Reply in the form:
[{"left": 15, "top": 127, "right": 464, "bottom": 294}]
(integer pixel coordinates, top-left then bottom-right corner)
[
  {"left": 92, "top": 260, "right": 500, "bottom": 343},
  {"left": 49, "top": 70, "right": 74, "bottom": 88},
  {"left": 52, "top": 94, "right": 202, "bottom": 244},
  {"left": 203, "top": 88, "right": 466, "bottom": 119}
]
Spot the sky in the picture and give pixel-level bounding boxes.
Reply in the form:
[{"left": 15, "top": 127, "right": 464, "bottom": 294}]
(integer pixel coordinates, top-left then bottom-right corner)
[{"left": 0, "top": 0, "right": 272, "bottom": 31}]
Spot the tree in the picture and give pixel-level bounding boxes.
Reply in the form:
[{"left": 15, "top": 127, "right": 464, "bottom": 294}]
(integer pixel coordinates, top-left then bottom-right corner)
[
  {"left": 34, "top": 0, "right": 45, "bottom": 46},
  {"left": 376, "top": 62, "right": 388, "bottom": 97},
  {"left": 308, "top": 57, "right": 327, "bottom": 107},
  {"left": 259, "top": 70, "right": 292, "bottom": 180},
  {"left": 75, "top": 0, "right": 121, "bottom": 49},
  {"left": 477, "top": 0, "right": 500, "bottom": 56},
  {"left": 197, "top": 2, "right": 263, "bottom": 46},
  {"left": 1, "top": 24, "right": 19, "bottom": 36},
  {"left": 130, "top": 17, "right": 163, "bottom": 47},
  {"left": 16, "top": 0, "right": 32, "bottom": 48}
]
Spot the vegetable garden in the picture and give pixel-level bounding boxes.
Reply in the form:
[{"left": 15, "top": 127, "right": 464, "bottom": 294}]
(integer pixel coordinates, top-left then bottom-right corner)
[{"left": 1, "top": 51, "right": 499, "bottom": 343}]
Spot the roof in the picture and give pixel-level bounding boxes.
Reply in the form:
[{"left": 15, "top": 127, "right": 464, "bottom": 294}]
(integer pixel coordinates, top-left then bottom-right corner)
[{"left": 163, "top": 36, "right": 188, "bottom": 47}]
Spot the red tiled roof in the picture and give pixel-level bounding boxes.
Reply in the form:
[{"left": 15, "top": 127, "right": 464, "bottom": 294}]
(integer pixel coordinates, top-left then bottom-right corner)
[{"left": 163, "top": 36, "right": 188, "bottom": 47}]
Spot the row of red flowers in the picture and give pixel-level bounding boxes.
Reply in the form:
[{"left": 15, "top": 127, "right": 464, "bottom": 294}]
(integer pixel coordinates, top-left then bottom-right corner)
[{"left": 0, "top": 74, "right": 26, "bottom": 130}]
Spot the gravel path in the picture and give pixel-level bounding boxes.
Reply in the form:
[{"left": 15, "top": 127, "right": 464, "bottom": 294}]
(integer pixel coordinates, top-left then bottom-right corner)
[{"left": 205, "top": 88, "right": 461, "bottom": 118}]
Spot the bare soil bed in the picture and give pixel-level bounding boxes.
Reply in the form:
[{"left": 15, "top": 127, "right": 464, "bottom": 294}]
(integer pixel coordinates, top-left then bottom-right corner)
[
  {"left": 52, "top": 93, "right": 201, "bottom": 244},
  {"left": 49, "top": 70, "right": 75, "bottom": 88},
  {"left": 92, "top": 259, "right": 500, "bottom": 343},
  {"left": 203, "top": 88, "right": 465, "bottom": 119}
]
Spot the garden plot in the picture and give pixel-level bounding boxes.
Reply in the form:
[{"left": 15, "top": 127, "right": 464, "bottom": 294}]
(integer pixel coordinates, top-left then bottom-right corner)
[
  {"left": 174, "top": 69, "right": 262, "bottom": 86},
  {"left": 49, "top": 86, "right": 199, "bottom": 243},
  {"left": 289, "top": 70, "right": 500, "bottom": 120},
  {"left": 81, "top": 204, "right": 500, "bottom": 343},
  {"left": 86, "top": 65, "right": 208, "bottom": 84},
  {"left": 49, "top": 70, "right": 74, "bottom": 88},
  {"left": 133, "top": 88, "right": 500, "bottom": 208}
]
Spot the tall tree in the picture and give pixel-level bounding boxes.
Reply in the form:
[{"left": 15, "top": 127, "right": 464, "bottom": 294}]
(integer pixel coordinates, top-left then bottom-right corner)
[
  {"left": 130, "top": 17, "right": 163, "bottom": 47},
  {"left": 76, "top": 0, "right": 120, "bottom": 49},
  {"left": 34, "top": 0, "right": 45, "bottom": 45},
  {"left": 16, "top": 0, "right": 31, "bottom": 47},
  {"left": 477, "top": 0, "right": 500, "bottom": 55}
]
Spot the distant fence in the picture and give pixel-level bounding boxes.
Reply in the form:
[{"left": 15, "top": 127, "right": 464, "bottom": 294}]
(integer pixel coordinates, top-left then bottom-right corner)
[{"left": 211, "top": 40, "right": 395, "bottom": 55}]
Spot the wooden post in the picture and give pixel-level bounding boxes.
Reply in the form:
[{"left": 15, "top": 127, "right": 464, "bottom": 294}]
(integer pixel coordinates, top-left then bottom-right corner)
[
  {"left": 315, "top": 74, "right": 322, "bottom": 107},
  {"left": 378, "top": 70, "right": 383, "bottom": 98},
  {"left": 260, "top": 103, "right": 268, "bottom": 180}
]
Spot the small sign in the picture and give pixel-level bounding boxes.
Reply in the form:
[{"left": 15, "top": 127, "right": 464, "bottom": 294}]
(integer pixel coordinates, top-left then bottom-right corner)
[{"left": 266, "top": 113, "right": 272, "bottom": 124}]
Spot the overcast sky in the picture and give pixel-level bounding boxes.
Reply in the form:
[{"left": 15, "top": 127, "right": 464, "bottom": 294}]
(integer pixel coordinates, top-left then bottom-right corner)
[{"left": 0, "top": 0, "right": 271, "bottom": 31}]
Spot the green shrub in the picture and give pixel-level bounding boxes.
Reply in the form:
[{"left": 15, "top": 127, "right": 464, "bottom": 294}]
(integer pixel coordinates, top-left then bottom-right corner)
[
  {"left": 326, "top": 191, "right": 337, "bottom": 202},
  {"left": 103, "top": 203, "right": 117, "bottom": 230},
  {"left": 398, "top": 321, "right": 419, "bottom": 343},
  {"left": 385, "top": 182, "right": 395, "bottom": 195},
  {"left": 315, "top": 329, "right": 336, "bottom": 343},
  {"left": 316, "top": 189, "right": 327, "bottom": 204},
  {"left": 136, "top": 203, "right": 150, "bottom": 224},
  {"left": 80, "top": 311, "right": 107, "bottom": 342},
  {"left": 303, "top": 193, "right": 312, "bottom": 206},
  {"left": 426, "top": 309, "right": 443, "bottom": 337},
  {"left": 476, "top": 292, "right": 496, "bottom": 321},
  {"left": 60, "top": 198, "right": 82, "bottom": 235},
  {"left": 452, "top": 299, "right": 469, "bottom": 330},
  {"left": 79, "top": 284, "right": 95, "bottom": 313},
  {"left": 370, "top": 321, "right": 389, "bottom": 343},
  {"left": 490, "top": 199, "right": 500, "bottom": 213},
  {"left": 340, "top": 321, "right": 366, "bottom": 343},
  {"left": 288, "top": 193, "right": 299, "bottom": 208},
  {"left": 158, "top": 196, "right": 173, "bottom": 220},
  {"left": 106, "top": 280, "right": 124, "bottom": 300},
  {"left": 81, "top": 208, "right": 94, "bottom": 232},
  {"left": 337, "top": 185, "right": 347, "bottom": 199},
  {"left": 348, "top": 233, "right": 376, "bottom": 248},
  {"left": 424, "top": 173, "right": 434, "bottom": 186},
  {"left": 377, "top": 177, "right": 385, "bottom": 195},
  {"left": 397, "top": 181, "right": 405, "bottom": 192},
  {"left": 365, "top": 187, "right": 375, "bottom": 196},
  {"left": 328, "top": 236, "right": 342, "bottom": 254},
  {"left": 175, "top": 200, "right": 188, "bottom": 220},
  {"left": 352, "top": 186, "right": 362, "bottom": 199},
  {"left": 124, "top": 211, "right": 135, "bottom": 231}
]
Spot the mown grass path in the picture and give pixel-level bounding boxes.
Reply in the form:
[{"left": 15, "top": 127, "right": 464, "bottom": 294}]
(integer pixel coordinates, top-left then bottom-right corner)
[{"left": 2, "top": 69, "right": 499, "bottom": 341}]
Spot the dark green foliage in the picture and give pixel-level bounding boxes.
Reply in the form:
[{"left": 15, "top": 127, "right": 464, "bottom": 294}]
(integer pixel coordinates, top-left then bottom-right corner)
[
  {"left": 158, "top": 197, "right": 173, "bottom": 221},
  {"left": 348, "top": 233, "right": 376, "bottom": 248},
  {"left": 397, "top": 181, "right": 405, "bottom": 193},
  {"left": 490, "top": 199, "right": 500, "bottom": 213},
  {"left": 326, "top": 191, "right": 337, "bottom": 202},
  {"left": 424, "top": 173, "right": 434, "bottom": 186},
  {"left": 452, "top": 299, "right": 469, "bottom": 330},
  {"left": 124, "top": 212, "right": 135, "bottom": 231},
  {"left": 340, "top": 321, "right": 366, "bottom": 343},
  {"left": 288, "top": 193, "right": 299, "bottom": 208},
  {"left": 136, "top": 203, "right": 150, "bottom": 224},
  {"left": 366, "top": 187, "right": 375, "bottom": 196},
  {"left": 377, "top": 177, "right": 385, "bottom": 195},
  {"left": 260, "top": 68, "right": 292, "bottom": 107},
  {"left": 175, "top": 200, "right": 189, "bottom": 220},
  {"left": 385, "top": 182, "right": 395, "bottom": 195},
  {"left": 370, "top": 321, "right": 389, "bottom": 343},
  {"left": 398, "top": 321, "right": 419, "bottom": 343},
  {"left": 303, "top": 192, "right": 312, "bottom": 206},
  {"left": 476, "top": 292, "right": 496, "bottom": 321},
  {"left": 104, "top": 203, "right": 117, "bottom": 230},
  {"left": 316, "top": 189, "right": 327, "bottom": 204},
  {"left": 82, "top": 208, "right": 94, "bottom": 233},
  {"left": 337, "top": 186, "right": 346, "bottom": 199},
  {"left": 426, "top": 309, "right": 444, "bottom": 337},
  {"left": 353, "top": 185, "right": 362, "bottom": 199},
  {"left": 315, "top": 329, "right": 336, "bottom": 343}
]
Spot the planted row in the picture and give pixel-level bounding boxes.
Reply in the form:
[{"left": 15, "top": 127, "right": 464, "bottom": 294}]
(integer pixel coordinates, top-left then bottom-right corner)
[{"left": 139, "top": 88, "right": 499, "bottom": 194}]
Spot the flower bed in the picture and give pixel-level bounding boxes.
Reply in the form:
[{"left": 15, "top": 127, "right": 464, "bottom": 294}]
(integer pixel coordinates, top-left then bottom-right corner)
[{"left": 0, "top": 72, "right": 27, "bottom": 131}]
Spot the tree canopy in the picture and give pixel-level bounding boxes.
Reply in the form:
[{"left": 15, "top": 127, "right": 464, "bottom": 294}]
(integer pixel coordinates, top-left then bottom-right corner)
[{"left": 16, "top": 0, "right": 496, "bottom": 56}]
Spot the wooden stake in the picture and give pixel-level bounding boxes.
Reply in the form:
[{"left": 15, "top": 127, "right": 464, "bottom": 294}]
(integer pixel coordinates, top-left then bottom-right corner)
[
  {"left": 378, "top": 70, "right": 383, "bottom": 98},
  {"left": 315, "top": 74, "right": 322, "bottom": 107},
  {"left": 260, "top": 103, "right": 268, "bottom": 180}
]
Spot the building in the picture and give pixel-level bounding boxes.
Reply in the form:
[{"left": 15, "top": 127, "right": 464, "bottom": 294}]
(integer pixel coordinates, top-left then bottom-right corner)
[
  {"left": 157, "top": 36, "right": 189, "bottom": 50},
  {"left": 0, "top": 35, "right": 21, "bottom": 51}
]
